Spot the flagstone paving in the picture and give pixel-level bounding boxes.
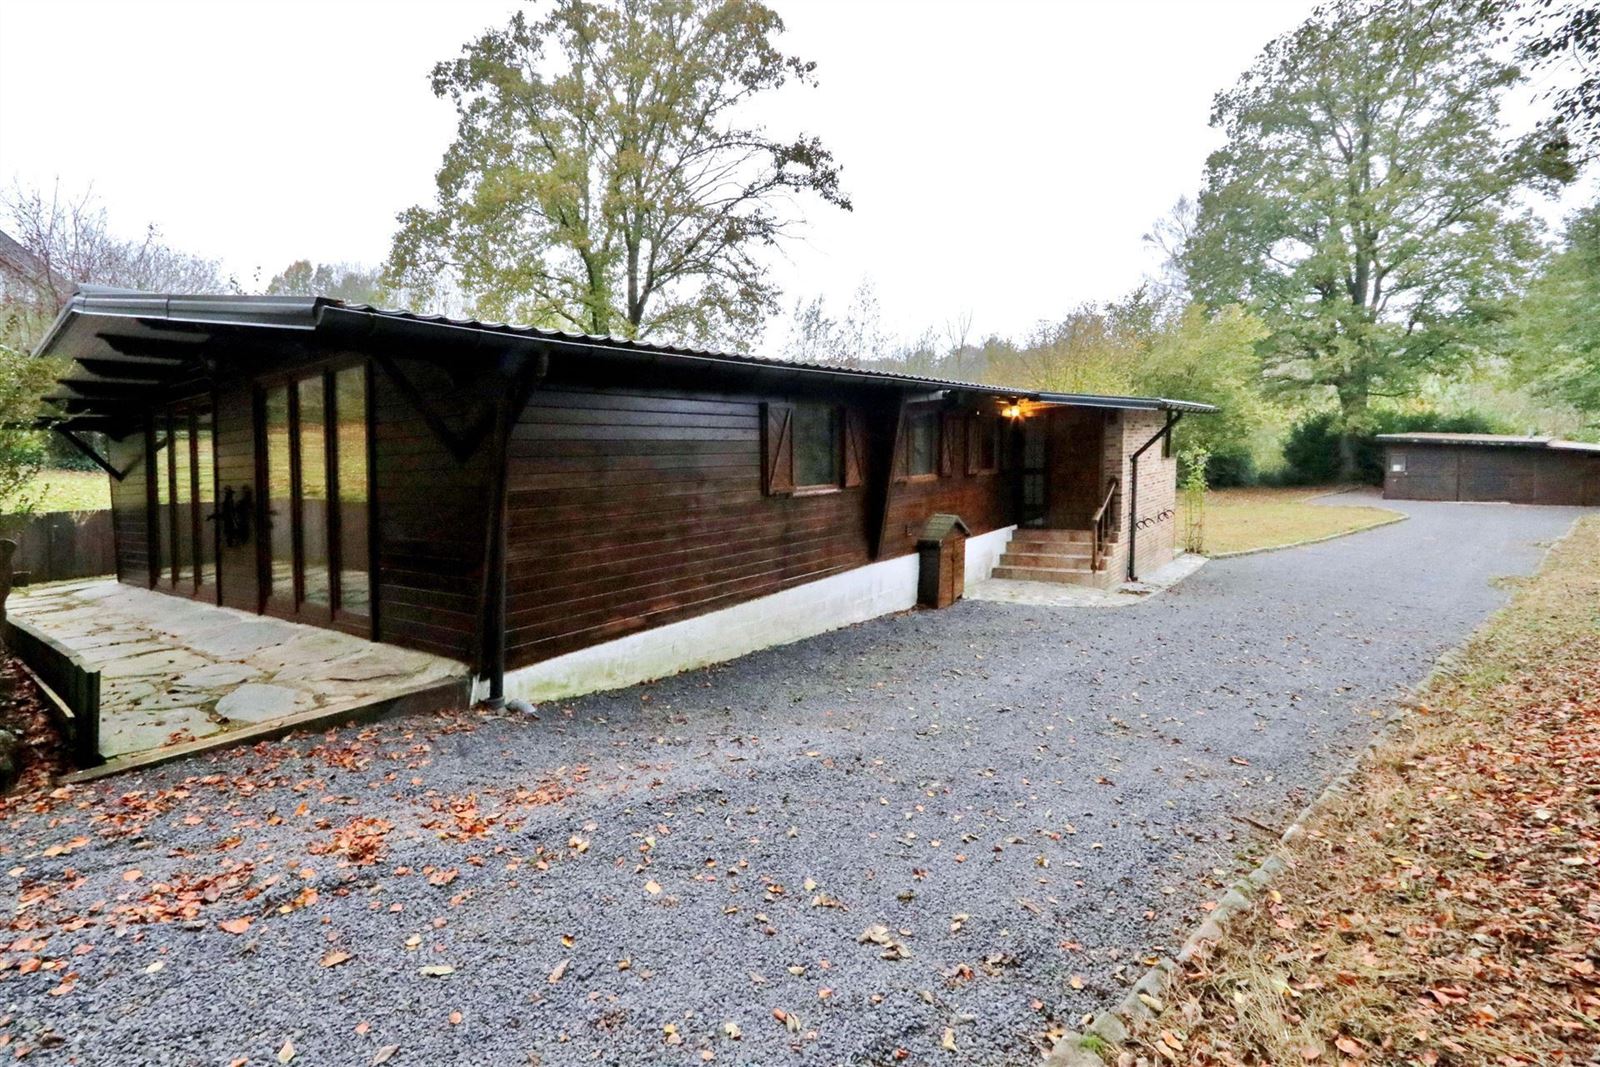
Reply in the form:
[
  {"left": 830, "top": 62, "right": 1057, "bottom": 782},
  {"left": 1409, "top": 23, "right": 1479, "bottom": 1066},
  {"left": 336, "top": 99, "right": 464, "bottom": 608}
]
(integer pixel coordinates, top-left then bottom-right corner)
[{"left": 7, "top": 579, "right": 467, "bottom": 760}]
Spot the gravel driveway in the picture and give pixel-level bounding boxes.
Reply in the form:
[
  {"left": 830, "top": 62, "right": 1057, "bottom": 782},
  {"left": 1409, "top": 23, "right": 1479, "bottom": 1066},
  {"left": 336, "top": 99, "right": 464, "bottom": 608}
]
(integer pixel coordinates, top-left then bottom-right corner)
[{"left": 4, "top": 496, "right": 1589, "bottom": 1067}]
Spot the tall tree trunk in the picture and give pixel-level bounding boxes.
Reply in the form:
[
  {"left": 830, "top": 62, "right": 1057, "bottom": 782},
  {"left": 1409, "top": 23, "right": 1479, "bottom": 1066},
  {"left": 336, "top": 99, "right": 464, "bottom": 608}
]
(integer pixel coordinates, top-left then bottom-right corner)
[{"left": 1336, "top": 381, "right": 1370, "bottom": 484}]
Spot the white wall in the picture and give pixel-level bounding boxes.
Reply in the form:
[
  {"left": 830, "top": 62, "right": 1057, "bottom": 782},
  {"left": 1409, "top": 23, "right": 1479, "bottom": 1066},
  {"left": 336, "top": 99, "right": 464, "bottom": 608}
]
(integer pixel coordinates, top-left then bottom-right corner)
[{"left": 493, "top": 525, "right": 1016, "bottom": 705}]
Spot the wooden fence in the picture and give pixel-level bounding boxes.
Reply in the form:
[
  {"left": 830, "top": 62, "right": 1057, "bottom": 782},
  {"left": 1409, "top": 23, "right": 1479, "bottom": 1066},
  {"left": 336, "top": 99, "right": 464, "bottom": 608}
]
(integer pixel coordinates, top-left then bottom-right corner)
[
  {"left": 0, "top": 510, "right": 115, "bottom": 586},
  {"left": 4, "top": 617, "right": 101, "bottom": 765}
]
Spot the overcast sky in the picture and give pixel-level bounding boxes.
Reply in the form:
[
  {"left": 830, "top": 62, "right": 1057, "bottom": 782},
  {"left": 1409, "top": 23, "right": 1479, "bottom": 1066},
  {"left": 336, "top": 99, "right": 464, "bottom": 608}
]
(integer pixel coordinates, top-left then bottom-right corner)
[{"left": 0, "top": 0, "right": 1591, "bottom": 352}]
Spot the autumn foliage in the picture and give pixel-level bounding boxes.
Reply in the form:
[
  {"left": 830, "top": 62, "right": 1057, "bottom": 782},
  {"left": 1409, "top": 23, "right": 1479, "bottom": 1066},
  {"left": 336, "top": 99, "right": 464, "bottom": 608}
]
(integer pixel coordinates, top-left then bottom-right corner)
[{"left": 1126, "top": 516, "right": 1600, "bottom": 1065}]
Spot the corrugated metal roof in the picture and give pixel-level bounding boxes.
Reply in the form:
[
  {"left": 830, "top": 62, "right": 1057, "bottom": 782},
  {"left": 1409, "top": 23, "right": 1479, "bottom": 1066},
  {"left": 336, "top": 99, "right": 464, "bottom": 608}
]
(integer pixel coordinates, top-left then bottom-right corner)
[{"left": 33, "top": 287, "right": 1219, "bottom": 428}]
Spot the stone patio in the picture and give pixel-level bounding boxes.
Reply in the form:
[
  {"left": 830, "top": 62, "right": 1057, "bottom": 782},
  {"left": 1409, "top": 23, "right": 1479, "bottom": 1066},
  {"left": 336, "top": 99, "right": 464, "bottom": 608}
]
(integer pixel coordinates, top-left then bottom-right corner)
[{"left": 7, "top": 579, "right": 470, "bottom": 768}]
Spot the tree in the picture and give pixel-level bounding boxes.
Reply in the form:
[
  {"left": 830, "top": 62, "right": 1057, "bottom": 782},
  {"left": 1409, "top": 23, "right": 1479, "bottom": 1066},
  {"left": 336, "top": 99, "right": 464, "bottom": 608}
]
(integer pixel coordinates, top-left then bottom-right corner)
[
  {"left": 1511, "top": 0, "right": 1599, "bottom": 163},
  {"left": 1, "top": 182, "right": 234, "bottom": 350},
  {"left": 1185, "top": 0, "right": 1571, "bottom": 477},
  {"left": 265, "top": 260, "right": 387, "bottom": 305},
  {"left": 386, "top": 0, "right": 850, "bottom": 347},
  {"left": 1510, "top": 200, "right": 1600, "bottom": 422}
]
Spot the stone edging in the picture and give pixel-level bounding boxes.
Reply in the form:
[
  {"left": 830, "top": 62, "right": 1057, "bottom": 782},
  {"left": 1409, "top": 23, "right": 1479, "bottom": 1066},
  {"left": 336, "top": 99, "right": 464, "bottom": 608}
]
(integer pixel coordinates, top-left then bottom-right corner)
[
  {"left": 1207, "top": 510, "right": 1407, "bottom": 559},
  {"left": 1045, "top": 518, "right": 1583, "bottom": 1065}
]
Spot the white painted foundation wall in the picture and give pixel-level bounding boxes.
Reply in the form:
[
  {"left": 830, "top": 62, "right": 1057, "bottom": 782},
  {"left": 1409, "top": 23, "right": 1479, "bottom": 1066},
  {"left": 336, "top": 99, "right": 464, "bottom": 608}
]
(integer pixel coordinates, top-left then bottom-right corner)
[{"left": 488, "top": 525, "right": 1017, "bottom": 705}]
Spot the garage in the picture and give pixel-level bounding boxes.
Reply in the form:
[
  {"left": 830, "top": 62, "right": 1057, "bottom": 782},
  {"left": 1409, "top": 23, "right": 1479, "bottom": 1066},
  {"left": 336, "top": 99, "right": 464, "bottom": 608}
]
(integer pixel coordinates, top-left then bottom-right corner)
[{"left": 1378, "top": 432, "right": 1600, "bottom": 505}]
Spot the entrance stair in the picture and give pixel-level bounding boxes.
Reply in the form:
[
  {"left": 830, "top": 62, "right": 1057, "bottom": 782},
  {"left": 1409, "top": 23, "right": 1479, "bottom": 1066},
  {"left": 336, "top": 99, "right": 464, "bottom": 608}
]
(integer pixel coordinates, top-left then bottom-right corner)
[{"left": 990, "top": 528, "right": 1117, "bottom": 588}]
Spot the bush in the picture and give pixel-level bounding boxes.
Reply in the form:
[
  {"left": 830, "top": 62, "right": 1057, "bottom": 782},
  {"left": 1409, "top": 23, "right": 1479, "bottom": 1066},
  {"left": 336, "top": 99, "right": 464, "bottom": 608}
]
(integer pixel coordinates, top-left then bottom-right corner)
[
  {"left": 1202, "top": 442, "right": 1257, "bottom": 487},
  {"left": 1282, "top": 408, "right": 1507, "bottom": 485}
]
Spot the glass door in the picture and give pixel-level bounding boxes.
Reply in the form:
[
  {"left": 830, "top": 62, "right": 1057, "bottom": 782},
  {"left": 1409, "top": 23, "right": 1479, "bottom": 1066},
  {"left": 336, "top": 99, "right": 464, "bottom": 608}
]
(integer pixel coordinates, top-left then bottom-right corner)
[{"left": 258, "top": 363, "right": 372, "bottom": 633}]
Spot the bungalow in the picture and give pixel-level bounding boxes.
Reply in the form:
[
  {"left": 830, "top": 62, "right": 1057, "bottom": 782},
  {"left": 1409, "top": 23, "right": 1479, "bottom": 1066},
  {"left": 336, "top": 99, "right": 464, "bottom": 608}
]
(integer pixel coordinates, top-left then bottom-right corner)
[{"left": 34, "top": 286, "right": 1212, "bottom": 707}]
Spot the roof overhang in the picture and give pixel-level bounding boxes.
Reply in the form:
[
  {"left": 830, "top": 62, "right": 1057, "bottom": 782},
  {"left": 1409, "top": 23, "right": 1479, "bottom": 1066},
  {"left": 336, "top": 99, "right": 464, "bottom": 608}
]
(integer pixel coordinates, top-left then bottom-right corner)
[
  {"left": 32, "top": 287, "right": 1218, "bottom": 433},
  {"left": 1376, "top": 433, "right": 1600, "bottom": 454}
]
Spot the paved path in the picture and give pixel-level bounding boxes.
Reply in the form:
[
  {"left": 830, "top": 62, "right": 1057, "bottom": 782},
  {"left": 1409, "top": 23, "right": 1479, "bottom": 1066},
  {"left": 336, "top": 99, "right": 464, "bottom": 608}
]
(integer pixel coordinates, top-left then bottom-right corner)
[
  {"left": 2, "top": 498, "right": 1589, "bottom": 1066},
  {"left": 8, "top": 580, "right": 465, "bottom": 761}
]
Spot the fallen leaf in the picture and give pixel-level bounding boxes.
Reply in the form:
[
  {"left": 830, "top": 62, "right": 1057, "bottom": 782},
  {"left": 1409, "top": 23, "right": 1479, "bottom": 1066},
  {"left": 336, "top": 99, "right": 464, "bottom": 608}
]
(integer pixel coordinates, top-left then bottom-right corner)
[
  {"left": 418, "top": 965, "right": 456, "bottom": 977},
  {"left": 644, "top": 880, "right": 662, "bottom": 895},
  {"left": 941, "top": 1028, "right": 957, "bottom": 1052},
  {"left": 320, "top": 950, "right": 352, "bottom": 968},
  {"left": 278, "top": 1039, "right": 296, "bottom": 1064},
  {"left": 218, "top": 918, "right": 253, "bottom": 935},
  {"left": 548, "top": 959, "right": 569, "bottom": 984},
  {"left": 371, "top": 1047, "right": 399, "bottom": 1066}
]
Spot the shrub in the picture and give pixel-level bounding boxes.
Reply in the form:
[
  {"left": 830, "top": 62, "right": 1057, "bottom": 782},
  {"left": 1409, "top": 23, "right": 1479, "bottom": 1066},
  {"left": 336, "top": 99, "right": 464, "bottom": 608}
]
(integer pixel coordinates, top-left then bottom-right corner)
[{"left": 1282, "top": 408, "right": 1507, "bottom": 485}]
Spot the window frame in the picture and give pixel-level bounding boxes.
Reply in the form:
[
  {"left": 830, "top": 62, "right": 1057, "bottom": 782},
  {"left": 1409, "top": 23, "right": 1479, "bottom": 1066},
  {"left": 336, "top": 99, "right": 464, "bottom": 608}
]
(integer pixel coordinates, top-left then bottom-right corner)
[
  {"left": 791, "top": 401, "right": 844, "bottom": 492},
  {"left": 255, "top": 356, "right": 376, "bottom": 635},
  {"left": 967, "top": 413, "right": 1001, "bottom": 475},
  {"left": 904, "top": 408, "right": 941, "bottom": 481}
]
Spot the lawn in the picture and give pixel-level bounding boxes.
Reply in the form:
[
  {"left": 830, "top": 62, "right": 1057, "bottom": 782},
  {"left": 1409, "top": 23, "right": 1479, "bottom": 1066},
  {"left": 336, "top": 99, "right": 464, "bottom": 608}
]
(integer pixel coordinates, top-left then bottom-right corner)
[
  {"left": 1122, "top": 515, "right": 1600, "bottom": 1064},
  {"left": 3, "top": 469, "right": 111, "bottom": 514},
  {"left": 1197, "top": 486, "right": 1402, "bottom": 556}
]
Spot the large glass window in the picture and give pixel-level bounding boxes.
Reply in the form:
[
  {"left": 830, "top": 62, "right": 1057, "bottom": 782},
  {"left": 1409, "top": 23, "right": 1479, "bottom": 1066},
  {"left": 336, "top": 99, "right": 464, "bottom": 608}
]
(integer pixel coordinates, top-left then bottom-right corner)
[
  {"left": 265, "top": 385, "right": 294, "bottom": 600},
  {"left": 334, "top": 366, "right": 370, "bottom": 619},
  {"left": 172, "top": 417, "right": 193, "bottom": 585},
  {"left": 151, "top": 403, "right": 217, "bottom": 595},
  {"left": 261, "top": 364, "right": 371, "bottom": 623},
  {"left": 196, "top": 409, "right": 216, "bottom": 587},
  {"left": 793, "top": 403, "right": 840, "bottom": 488},
  {"left": 153, "top": 431, "right": 171, "bottom": 578},
  {"left": 297, "top": 376, "right": 331, "bottom": 608}
]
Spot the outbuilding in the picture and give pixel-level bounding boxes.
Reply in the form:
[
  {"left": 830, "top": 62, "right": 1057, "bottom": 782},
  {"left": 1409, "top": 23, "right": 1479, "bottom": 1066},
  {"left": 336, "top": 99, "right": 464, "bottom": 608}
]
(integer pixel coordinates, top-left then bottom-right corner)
[
  {"left": 34, "top": 287, "right": 1212, "bottom": 707},
  {"left": 1377, "top": 432, "right": 1600, "bottom": 506}
]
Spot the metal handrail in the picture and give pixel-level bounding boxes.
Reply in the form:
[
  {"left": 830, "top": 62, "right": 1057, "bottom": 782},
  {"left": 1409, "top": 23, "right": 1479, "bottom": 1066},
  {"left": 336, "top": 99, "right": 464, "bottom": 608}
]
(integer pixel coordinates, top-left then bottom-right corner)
[{"left": 1090, "top": 477, "right": 1118, "bottom": 572}]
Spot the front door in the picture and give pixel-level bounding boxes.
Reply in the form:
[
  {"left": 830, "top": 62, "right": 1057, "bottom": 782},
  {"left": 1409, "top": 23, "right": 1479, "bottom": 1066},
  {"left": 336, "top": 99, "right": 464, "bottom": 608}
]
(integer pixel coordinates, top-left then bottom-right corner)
[
  {"left": 257, "top": 363, "right": 374, "bottom": 634},
  {"left": 1020, "top": 415, "right": 1048, "bottom": 527}
]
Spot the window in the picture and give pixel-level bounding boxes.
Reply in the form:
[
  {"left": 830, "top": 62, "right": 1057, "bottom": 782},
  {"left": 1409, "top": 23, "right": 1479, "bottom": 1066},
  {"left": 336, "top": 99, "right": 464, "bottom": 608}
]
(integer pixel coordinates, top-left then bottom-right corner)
[
  {"left": 968, "top": 414, "right": 1000, "bottom": 474},
  {"left": 793, "top": 403, "right": 841, "bottom": 488},
  {"left": 907, "top": 410, "right": 938, "bottom": 477},
  {"left": 152, "top": 402, "right": 216, "bottom": 596},
  {"left": 1390, "top": 453, "right": 1407, "bottom": 473},
  {"left": 261, "top": 362, "right": 372, "bottom": 624}
]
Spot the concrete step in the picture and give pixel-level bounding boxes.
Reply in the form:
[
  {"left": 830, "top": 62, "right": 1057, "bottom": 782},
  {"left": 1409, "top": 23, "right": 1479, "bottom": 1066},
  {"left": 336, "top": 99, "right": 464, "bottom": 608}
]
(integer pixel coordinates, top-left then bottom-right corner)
[
  {"left": 1006, "top": 540, "right": 1095, "bottom": 559},
  {"left": 1014, "top": 528, "right": 1095, "bottom": 544},
  {"left": 1000, "top": 550, "right": 1098, "bottom": 569},
  {"left": 990, "top": 564, "right": 1112, "bottom": 587}
]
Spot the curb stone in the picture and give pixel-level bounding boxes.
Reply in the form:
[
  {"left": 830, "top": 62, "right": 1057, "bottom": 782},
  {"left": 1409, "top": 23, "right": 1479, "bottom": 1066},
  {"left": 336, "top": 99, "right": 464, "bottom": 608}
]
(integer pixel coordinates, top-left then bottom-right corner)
[{"left": 1045, "top": 514, "right": 1589, "bottom": 1065}]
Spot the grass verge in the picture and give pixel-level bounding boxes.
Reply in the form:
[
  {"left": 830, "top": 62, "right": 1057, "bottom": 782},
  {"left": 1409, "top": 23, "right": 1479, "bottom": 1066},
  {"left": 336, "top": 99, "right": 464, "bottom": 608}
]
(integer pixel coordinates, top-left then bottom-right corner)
[
  {"left": 2, "top": 470, "right": 110, "bottom": 514},
  {"left": 1200, "top": 486, "right": 1401, "bottom": 557},
  {"left": 1124, "top": 515, "right": 1600, "bottom": 1065}
]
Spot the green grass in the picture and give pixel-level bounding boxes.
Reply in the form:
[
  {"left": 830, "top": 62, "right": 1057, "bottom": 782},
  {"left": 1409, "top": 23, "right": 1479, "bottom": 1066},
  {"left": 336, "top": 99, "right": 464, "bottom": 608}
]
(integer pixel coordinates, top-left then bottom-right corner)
[
  {"left": 1198, "top": 485, "right": 1401, "bottom": 556},
  {"left": 4, "top": 469, "right": 112, "bottom": 514}
]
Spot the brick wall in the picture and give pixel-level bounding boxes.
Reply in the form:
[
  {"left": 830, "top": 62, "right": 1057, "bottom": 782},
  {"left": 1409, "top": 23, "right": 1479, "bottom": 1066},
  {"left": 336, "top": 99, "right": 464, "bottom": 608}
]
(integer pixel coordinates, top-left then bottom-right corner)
[{"left": 1099, "top": 410, "right": 1178, "bottom": 580}]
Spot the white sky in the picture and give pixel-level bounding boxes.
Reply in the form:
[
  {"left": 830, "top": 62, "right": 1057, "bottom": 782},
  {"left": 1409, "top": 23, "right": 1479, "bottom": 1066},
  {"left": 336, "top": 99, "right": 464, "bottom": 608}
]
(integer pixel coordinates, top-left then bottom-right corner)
[{"left": 0, "top": 0, "right": 1592, "bottom": 353}]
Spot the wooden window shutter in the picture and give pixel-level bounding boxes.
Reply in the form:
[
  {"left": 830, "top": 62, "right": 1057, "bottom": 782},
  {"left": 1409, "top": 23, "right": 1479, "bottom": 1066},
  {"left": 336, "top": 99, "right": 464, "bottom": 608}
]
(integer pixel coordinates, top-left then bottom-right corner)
[
  {"left": 938, "top": 413, "right": 958, "bottom": 476},
  {"left": 763, "top": 402, "right": 795, "bottom": 495},
  {"left": 891, "top": 409, "right": 909, "bottom": 482},
  {"left": 965, "top": 415, "right": 981, "bottom": 474},
  {"left": 843, "top": 408, "right": 867, "bottom": 488}
]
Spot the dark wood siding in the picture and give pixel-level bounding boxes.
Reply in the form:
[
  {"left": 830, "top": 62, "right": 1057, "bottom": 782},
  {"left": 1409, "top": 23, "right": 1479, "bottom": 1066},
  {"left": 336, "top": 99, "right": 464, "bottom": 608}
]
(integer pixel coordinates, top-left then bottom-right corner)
[
  {"left": 878, "top": 406, "right": 1018, "bottom": 559},
  {"left": 503, "top": 386, "right": 1022, "bottom": 669},
  {"left": 503, "top": 385, "right": 875, "bottom": 667},
  {"left": 1384, "top": 444, "right": 1600, "bottom": 505},
  {"left": 370, "top": 357, "right": 495, "bottom": 662}
]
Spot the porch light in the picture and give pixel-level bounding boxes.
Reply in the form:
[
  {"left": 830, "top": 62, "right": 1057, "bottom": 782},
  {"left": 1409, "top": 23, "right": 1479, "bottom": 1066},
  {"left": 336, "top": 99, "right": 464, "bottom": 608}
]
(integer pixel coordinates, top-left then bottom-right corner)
[{"left": 1001, "top": 402, "right": 1024, "bottom": 419}]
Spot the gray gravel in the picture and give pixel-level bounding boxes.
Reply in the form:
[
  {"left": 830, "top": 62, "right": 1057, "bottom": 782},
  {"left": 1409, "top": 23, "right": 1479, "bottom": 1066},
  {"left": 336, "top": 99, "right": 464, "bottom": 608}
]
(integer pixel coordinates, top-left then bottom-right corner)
[{"left": 3, "top": 496, "right": 1588, "bottom": 1067}]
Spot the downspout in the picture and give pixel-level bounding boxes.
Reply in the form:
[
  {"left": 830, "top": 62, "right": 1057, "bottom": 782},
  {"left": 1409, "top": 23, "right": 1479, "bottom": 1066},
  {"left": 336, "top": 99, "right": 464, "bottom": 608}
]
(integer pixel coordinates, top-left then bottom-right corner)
[
  {"left": 481, "top": 349, "right": 550, "bottom": 709},
  {"left": 1126, "top": 410, "right": 1182, "bottom": 582}
]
